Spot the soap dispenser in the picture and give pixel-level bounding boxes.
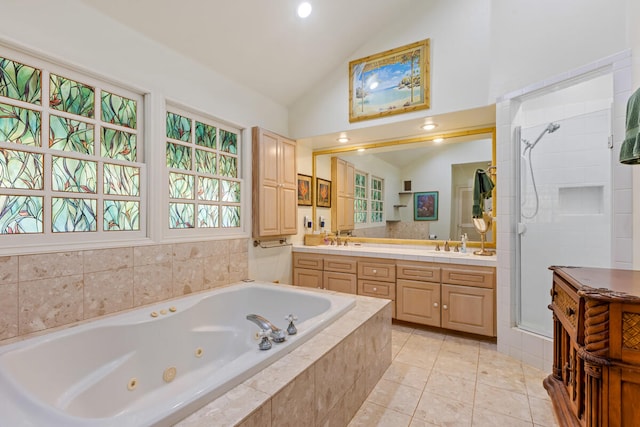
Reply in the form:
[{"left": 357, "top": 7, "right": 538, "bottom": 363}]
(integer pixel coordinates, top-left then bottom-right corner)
[{"left": 460, "top": 233, "right": 467, "bottom": 253}]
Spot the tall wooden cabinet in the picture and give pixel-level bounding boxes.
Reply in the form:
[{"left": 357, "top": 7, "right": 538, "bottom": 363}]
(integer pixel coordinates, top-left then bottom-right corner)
[
  {"left": 252, "top": 127, "right": 297, "bottom": 238},
  {"left": 331, "top": 157, "right": 355, "bottom": 232},
  {"left": 545, "top": 266, "right": 640, "bottom": 427}
]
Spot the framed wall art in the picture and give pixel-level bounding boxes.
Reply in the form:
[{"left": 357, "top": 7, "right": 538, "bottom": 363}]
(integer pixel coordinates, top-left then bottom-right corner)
[
  {"left": 297, "top": 174, "right": 312, "bottom": 206},
  {"left": 316, "top": 178, "right": 331, "bottom": 208},
  {"left": 349, "top": 39, "right": 430, "bottom": 123},
  {"left": 414, "top": 191, "right": 438, "bottom": 221}
]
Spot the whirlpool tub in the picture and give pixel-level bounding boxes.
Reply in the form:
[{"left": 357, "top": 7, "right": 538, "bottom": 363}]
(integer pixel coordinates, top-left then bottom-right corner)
[{"left": 0, "top": 281, "right": 356, "bottom": 426}]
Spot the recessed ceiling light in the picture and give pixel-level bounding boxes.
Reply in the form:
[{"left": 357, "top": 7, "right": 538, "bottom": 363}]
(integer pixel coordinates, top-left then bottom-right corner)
[
  {"left": 337, "top": 136, "right": 349, "bottom": 143},
  {"left": 433, "top": 137, "right": 444, "bottom": 143},
  {"left": 421, "top": 123, "right": 437, "bottom": 131},
  {"left": 297, "top": 2, "right": 312, "bottom": 18}
]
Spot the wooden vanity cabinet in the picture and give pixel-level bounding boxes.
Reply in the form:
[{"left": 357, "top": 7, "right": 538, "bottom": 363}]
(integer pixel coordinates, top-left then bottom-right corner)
[
  {"left": 252, "top": 127, "right": 297, "bottom": 238},
  {"left": 292, "top": 252, "right": 357, "bottom": 294},
  {"left": 292, "top": 252, "right": 323, "bottom": 288},
  {"left": 331, "top": 157, "right": 355, "bottom": 232},
  {"left": 396, "top": 262, "right": 441, "bottom": 327}
]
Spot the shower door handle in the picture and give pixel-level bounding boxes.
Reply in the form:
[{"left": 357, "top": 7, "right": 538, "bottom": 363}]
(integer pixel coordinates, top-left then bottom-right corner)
[{"left": 517, "top": 223, "right": 527, "bottom": 235}]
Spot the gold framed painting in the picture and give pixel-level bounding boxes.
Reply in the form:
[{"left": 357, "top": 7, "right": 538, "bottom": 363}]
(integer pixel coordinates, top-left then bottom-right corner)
[
  {"left": 349, "top": 39, "right": 430, "bottom": 123},
  {"left": 297, "top": 174, "right": 312, "bottom": 206},
  {"left": 316, "top": 178, "right": 331, "bottom": 208}
]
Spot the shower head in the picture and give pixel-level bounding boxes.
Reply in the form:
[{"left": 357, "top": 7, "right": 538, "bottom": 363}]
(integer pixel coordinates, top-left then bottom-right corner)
[{"left": 523, "top": 122, "right": 561, "bottom": 152}]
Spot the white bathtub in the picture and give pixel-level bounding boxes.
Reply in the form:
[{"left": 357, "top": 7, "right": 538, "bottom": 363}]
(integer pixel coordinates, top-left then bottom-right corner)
[{"left": 0, "top": 281, "right": 355, "bottom": 427}]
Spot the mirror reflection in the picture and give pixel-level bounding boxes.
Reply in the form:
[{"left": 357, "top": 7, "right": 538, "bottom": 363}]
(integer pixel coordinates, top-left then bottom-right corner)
[{"left": 314, "top": 132, "right": 494, "bottom": 244}]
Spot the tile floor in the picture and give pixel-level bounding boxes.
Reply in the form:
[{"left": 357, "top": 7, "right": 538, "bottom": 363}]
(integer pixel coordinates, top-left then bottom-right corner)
[{"left": 348, "top": 322, "right": 559, "bottom": 427}]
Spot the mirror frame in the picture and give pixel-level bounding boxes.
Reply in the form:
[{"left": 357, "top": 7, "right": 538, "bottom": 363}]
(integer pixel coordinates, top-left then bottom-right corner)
[{"left": 311, "top": 126, "right": 496, "bottom": 248}]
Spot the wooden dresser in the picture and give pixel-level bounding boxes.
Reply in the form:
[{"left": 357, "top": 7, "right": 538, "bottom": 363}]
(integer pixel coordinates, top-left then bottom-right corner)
[{"left": 545, "top": 266, "right": 640, "bottom": 427}]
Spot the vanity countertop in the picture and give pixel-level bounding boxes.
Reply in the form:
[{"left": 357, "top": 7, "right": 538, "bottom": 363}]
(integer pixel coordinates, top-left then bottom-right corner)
[{"left": 292, "top": 243, "right": 496, "bottom": 267}]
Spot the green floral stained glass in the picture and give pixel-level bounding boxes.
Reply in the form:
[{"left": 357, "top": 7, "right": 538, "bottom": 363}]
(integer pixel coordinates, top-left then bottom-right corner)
[
  {"left": 101, "top": 128, "right": 136, "bottom": 162},
  {"left": 0, "top": 149, "right": 43, "bottom": 189},
  {"left": 195, "top": 149, "right": 216, "bottom": 174},
  {"left": 0, "top": 57, "right": 41, "bottom": 105},
  {"left": 166, "top": 142, "right": 191, "bottom": 170},
  {"left": 52, "top": 156, "right": 97, "bottom": 193},
  {"left": 50, "top": 74, "right": 94, "bottom": 118},
  {"left": 220, "top": 130, "right": 237, "bottom": 154},
  {"left": 52, "top": 197, "right": 97, "bottom": 232},
  {"left": 198, "top": 204, "right": 218, "bottom": 228},
  {"left": 49, "top": 115, "right": 94, "bottom": 154},
  {"left": 104, "top": 163, "right": 140, "bottom": 196},
  {"left": 0, "top": 102, "right": 41, "bottom": 146},
  {"left": 195, "top": 121, "right": 216, "bottom": 148},
  {"left": 221, "top": 180, "right": 240, "bottom": 202},
  {"left": 169, "top": 172, "right": 194, "bottom": 199},
  {"left": 198, "top": 177, "right": 218, "bottom": 201},
  {"left": 166, "top": 112, "right": 191, "bottom": 142},
  {"left": 221, "top": 206, "right": 240, "bottom": 228},
  {"left": 104, "top": 200, "right": 139, "bottom": 231},
  {"left": 169, "top": 203, "right": 194, "bottom": 229},
  {"left": 0, "top": 195, "right": 43, "bottom": 234},
  {"left": 219, "top": 155, "right": 237, "bottom": 177},
  {"left": 101, "top": 91, "right": 137, "bottom": 129}
]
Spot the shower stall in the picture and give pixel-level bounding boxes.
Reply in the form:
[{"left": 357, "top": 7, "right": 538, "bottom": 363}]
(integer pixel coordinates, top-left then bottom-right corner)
[{"left": 516, "top": 74, "right": 614, "bottom": 337}]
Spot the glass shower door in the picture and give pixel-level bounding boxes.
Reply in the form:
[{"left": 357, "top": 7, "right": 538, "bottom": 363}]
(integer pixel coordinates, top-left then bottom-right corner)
[{"left": 517, "top": 110, "right": 612, "bottom": 337}]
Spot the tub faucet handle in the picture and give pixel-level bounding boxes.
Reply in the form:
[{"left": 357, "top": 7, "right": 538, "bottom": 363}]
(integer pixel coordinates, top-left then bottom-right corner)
[
  {"left": 257, "top": 329, "right": 272, "bottom": 351},
  {"left": 285, "top": 314, "right": 298, "bottom": 335}
]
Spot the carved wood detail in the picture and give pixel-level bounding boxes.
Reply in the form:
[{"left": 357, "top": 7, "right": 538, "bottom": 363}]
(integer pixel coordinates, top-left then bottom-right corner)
[
  {"left": 622, "top": 312, "right": 640, "bottom": 351},
  {"left": 556, "top": 286, "right": 578, "bottom": 329},
  {"left": 584, "top": 299, "right": 609, "bottom": 357}
]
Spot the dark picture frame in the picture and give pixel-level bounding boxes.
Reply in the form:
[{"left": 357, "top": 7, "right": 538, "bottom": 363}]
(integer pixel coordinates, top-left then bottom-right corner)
[
  {"left": 414, "top": 191, "right": 438, "bottom": 221},
  {"left": 297, "top": 174, "right": 312, "bottom": 206},
  {"left": 316, "top": 178, "right": 331, "bottom": 208}
]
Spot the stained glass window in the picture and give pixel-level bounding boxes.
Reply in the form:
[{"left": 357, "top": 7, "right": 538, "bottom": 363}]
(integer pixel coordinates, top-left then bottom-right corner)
[
  {"left": 0, "top": 53, "right": 143, "bottom": 238},
  {"left": 166, "top": 108, "right": 241, "bottom": 230},
  {"left": 370, "top": 176, "right": 384, "bottom": 223},
  {"left": 354, "top": 171, "right": 367, "bottom": 224}
]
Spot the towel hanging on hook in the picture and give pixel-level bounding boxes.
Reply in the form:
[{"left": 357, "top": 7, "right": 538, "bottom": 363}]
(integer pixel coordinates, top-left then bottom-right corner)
[{"left": 620, "top": 86, "right": 640, "bottom": 164}]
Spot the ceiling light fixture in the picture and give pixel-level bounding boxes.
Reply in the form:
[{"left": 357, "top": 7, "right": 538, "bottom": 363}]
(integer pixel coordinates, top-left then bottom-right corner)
[
  {"left": 433, "top": 137, "right": 444, "bottom": 143},
  {"left": 297, "top": 2, "right": 312, "bottom": 18},
  {"left": 421, "top": 123, "right": 437, "bottom": 131}
]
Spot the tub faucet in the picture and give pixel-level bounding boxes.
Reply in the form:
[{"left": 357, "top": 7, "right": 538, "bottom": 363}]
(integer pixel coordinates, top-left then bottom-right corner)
[{"left": 246, "top": 314, "right": 286, "bottom": 343}]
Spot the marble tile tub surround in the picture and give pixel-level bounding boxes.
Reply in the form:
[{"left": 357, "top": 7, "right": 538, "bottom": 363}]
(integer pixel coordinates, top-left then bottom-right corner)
[
  {"left": 176, "top": 295, "right": 392, "bottom": 427},
  {"left": 0, "top": 238, "right": 249, "bottom": 342}
]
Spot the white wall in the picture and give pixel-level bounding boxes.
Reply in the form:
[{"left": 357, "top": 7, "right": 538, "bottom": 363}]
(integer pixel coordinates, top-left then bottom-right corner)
[{"left": 289, "top": 0, "right": 492, "bottom": 138}]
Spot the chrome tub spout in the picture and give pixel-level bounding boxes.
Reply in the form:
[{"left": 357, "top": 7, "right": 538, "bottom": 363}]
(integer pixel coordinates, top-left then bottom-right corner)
[{"left": 246, "top": 314, "right": 286, "bottom": 343}]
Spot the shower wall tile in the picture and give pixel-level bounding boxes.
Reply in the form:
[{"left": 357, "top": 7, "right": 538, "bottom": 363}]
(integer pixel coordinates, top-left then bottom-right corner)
[
  {"left": 19, "top": 274, "right": 84, "bottom": 334},
  {"left": 0, "top": 238, "right": 249, "bottom": 344},
  {"left": 84, "top": 268, "right": 134, "bottom": 318},
  {"left": 83, "top": 247, "right": 133, "bottom": 274},
  {"left": 19, "top": 251, "right": 83, "bottom": 281},
  {"left": 0, "top": 256, "right": 18, "bottom": 284},
  {"left": 133, "top": 261, "right": 173, "bottom": 307},
  {"left": 0, "top": 282, "right": 18, "bottom": 340}
]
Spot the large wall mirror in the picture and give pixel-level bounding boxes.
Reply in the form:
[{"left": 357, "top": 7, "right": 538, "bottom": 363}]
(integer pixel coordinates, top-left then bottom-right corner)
[{"left": 308, "top": 107, "right": 496, "bottom": 247}]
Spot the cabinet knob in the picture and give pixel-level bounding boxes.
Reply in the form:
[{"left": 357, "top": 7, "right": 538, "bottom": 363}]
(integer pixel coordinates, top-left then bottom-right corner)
[
  {"left": 565, "top": 307, "right": 575, "bottom": 316},
  {"left": 372, "top": 287, "right": 378, "bottom": 292},
  {"left": 443, "top": 304, "right": 448, "bottom": 310},
  {"left": 550, "top": 289, "right": 557, "bottom": 297},
  {"left": 372, "top": 269, "right": 377, "bottom": 274},
  {"left": 433, "top": 303, "right": 439, "bottom": 308}
]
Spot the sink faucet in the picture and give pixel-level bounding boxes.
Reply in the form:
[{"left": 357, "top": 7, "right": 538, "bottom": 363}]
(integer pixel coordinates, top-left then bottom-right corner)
[
  {"left": 336, "top": 230, "right": 341, "bottom": 246},
  {"left": 246, "top": 314, "right": 286, "bottom": 343}
]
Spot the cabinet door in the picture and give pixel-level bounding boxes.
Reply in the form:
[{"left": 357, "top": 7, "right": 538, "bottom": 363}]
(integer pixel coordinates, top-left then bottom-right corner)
[
  {"left": 397, "top": 279, "right": 440, "bottom": 327},
  {"left": 253, "top": 130, "right": 280, "bottom": 236},
  {"left": 279, "top": 137, "right": 298, "bottom": 235},
  {"left": 324, "top": 271, "right": 357, "bottom": 294},
  {"left": 441, "top": 284, "right": 494, "bottom": 336},
  {"left": 293, "top": 268, "right": 323, "bottom": 288},
  {"left": 331, "top": 157, "right": 355, "bottom": 232}
]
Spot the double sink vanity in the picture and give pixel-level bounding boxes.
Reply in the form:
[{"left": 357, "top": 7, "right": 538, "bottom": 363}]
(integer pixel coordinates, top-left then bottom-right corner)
[{"left": 292, "top": 243, "right": 497, "bottom": 337}]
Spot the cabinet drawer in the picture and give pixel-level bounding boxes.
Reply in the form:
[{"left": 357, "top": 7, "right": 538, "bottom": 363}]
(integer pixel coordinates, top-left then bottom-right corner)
[
  {"left": 551, "top": 277, "right": 580, "bottom": 338},
  {"left": 442, "top": 266, "right": 495, "bottom": 289},
  {"left": 358, "top": 260, "right": 396, "bottom": 282},
  {"left": 397, "top": 261, "right": 441, "bottom": 282},
  {"left": 358, "top": 279, "right": 395, "bottom": 300},
  {"left": 292, "top": 252, "right": 323, "bottom": 270},
  {"left": 324, "top": 256, "right": 357, "bottom": 274}
]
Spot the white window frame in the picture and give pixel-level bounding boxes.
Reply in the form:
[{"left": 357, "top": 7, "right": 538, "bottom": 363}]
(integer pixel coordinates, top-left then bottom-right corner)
[
  {"left": 370, "top": 175, "right": 384, "bottom": 224},
  {"left": 354, "top": 170, "right": 368, "bottom": 224}
]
